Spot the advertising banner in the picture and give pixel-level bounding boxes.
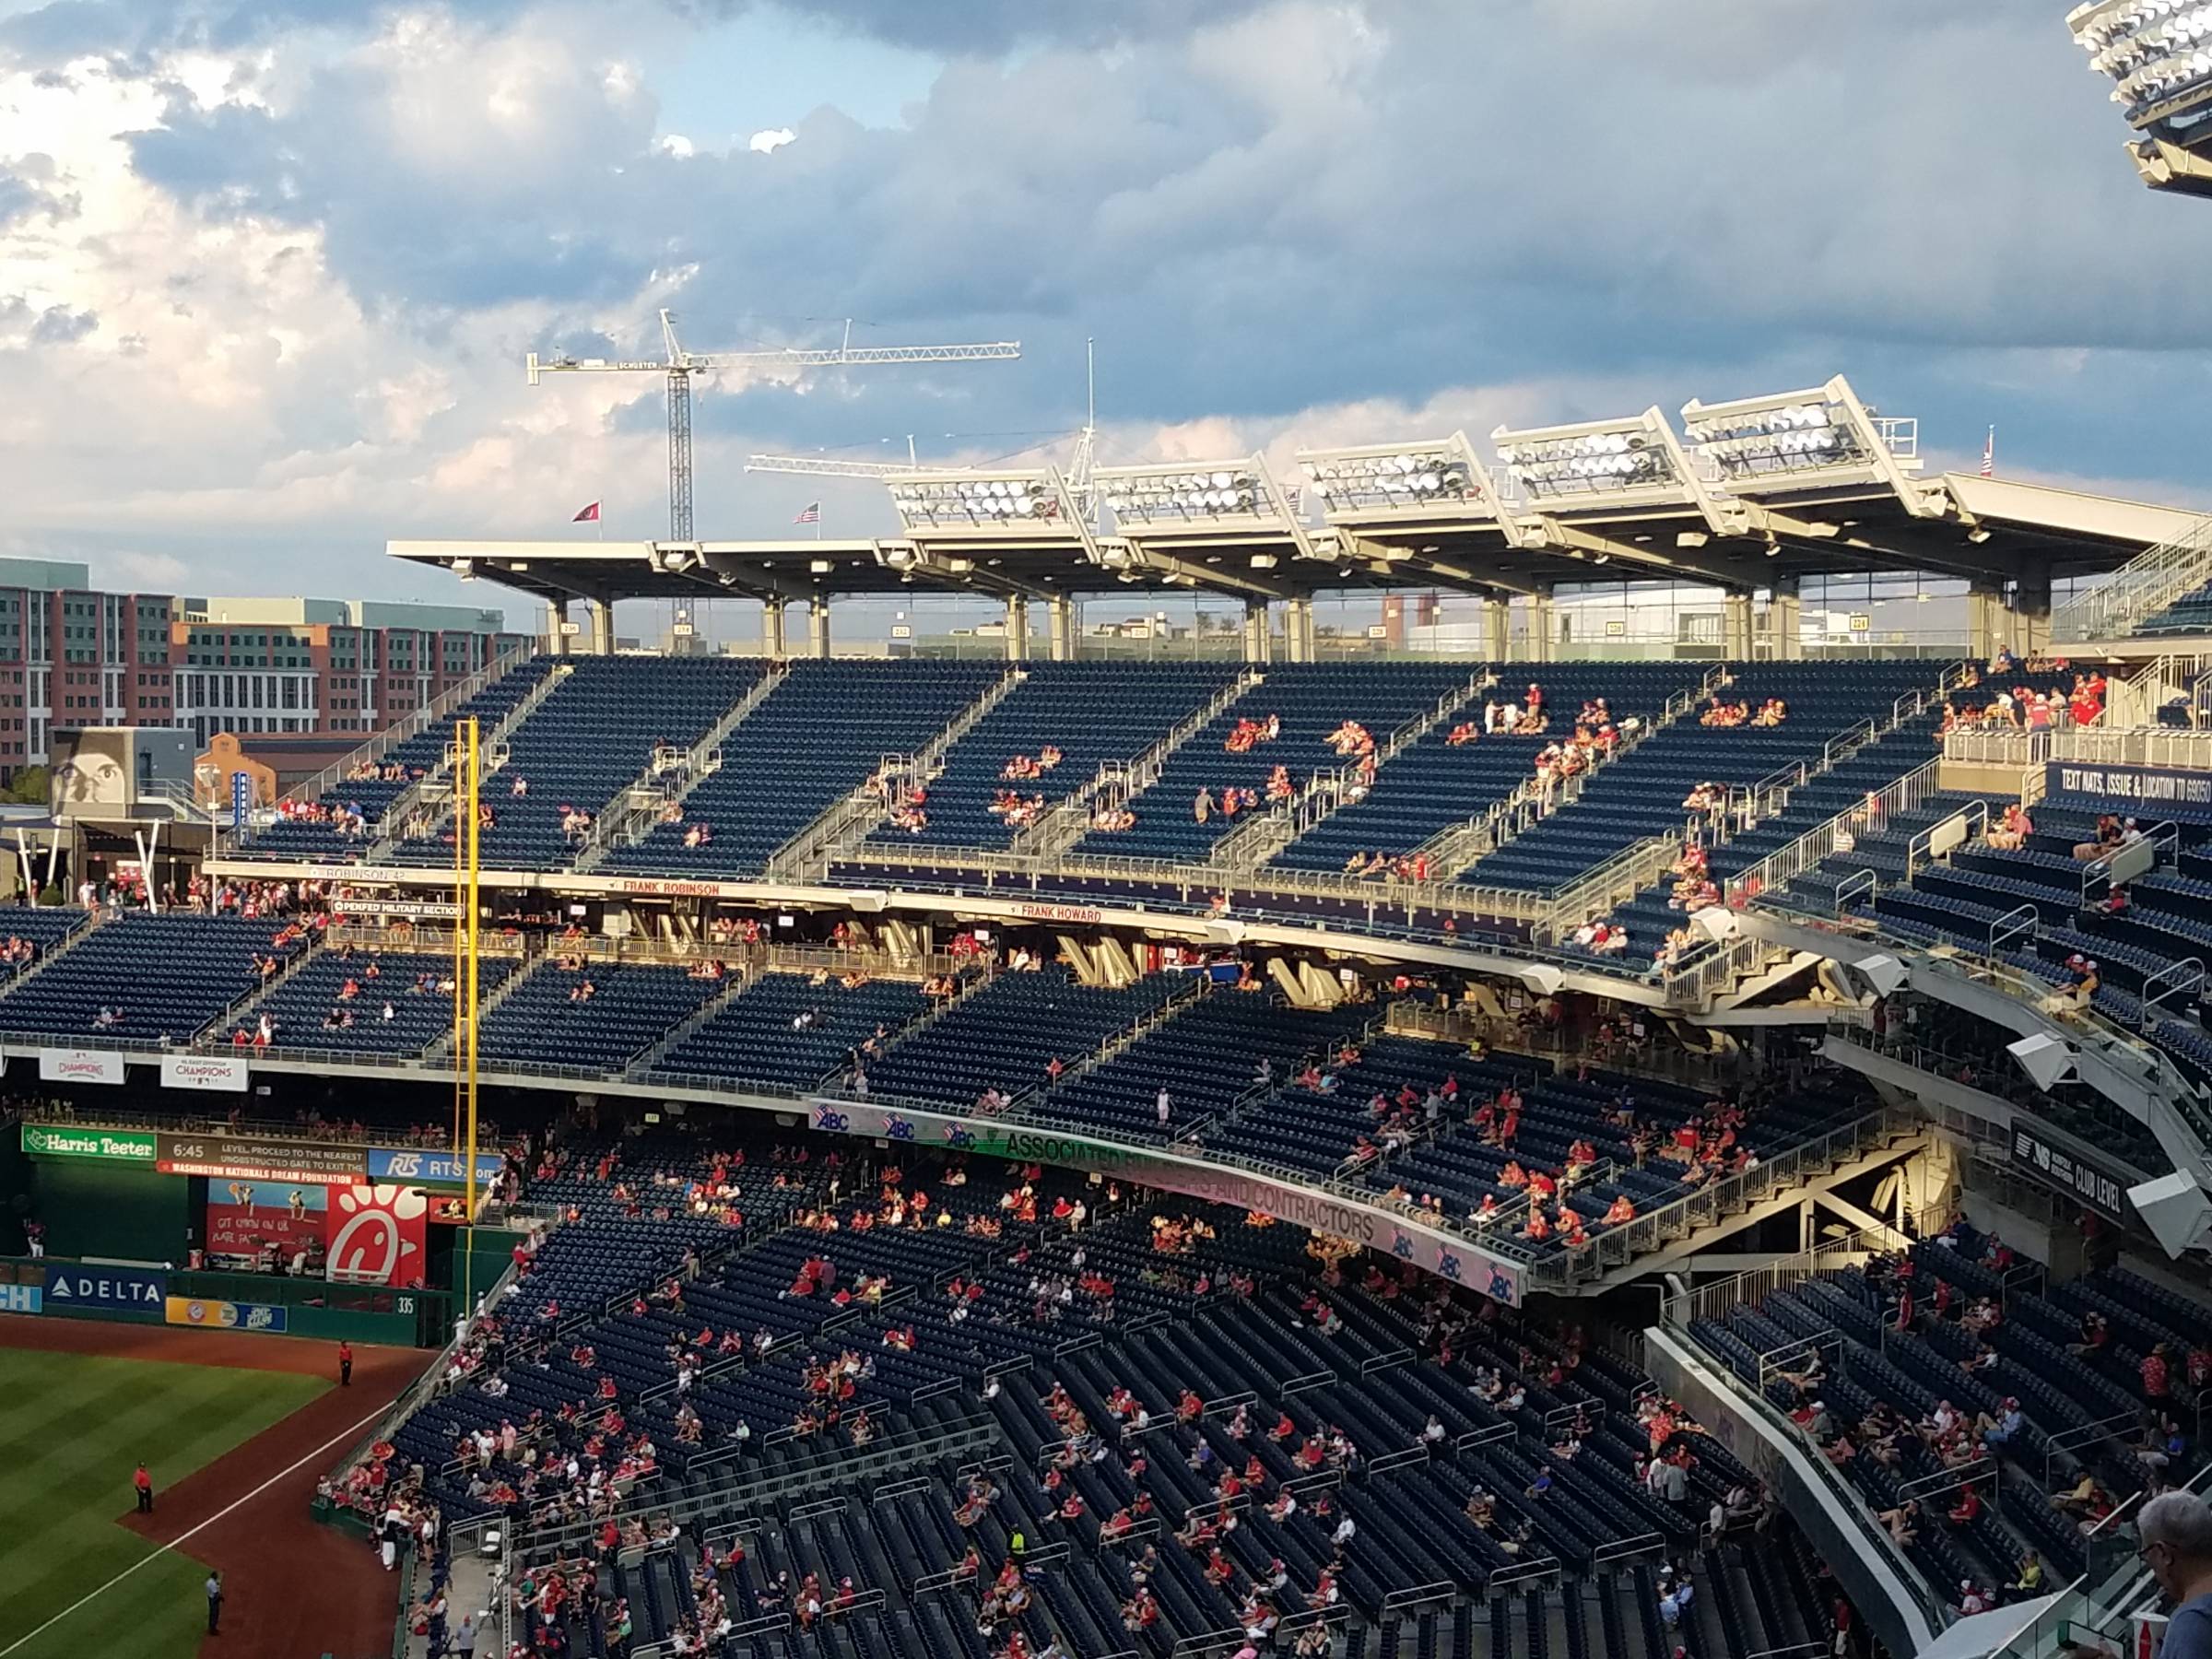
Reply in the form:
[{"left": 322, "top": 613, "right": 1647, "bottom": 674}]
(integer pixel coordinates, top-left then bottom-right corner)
[
  {"left": 159, "top": 1054, "right": 251, "bottom": 1094},
  {"left": 365, "top": 1147, "right": 507, "bottom": 1188},
  {"left": 206, "top": 1179, "right": 327, "bottom": 1259},
  {"left": 326, "top": 1185, "right": 429, "bottom": 1288},
  {"left": 20, "top": 1123, "right": 156, "bottom": 1163},
  {"left": 37, "top": 1049, "right": 126, "bottom": 1087},
  {"left": 43, "top": 1263, "right": 168, "bottom": 1312},
  {"left": 0, "top": 1283, "right": 42, "bottom": 1314},
  {"left": 165, "top": 1296, "right": 288, "bottom": 1334},
  {"left": 2045, "top": 761, "right": 2212, "bottom": 812},
  {"left": 156, "top": 1132, "right": 366, "bottom": 1186},
  {"left": 2011, "top": 1124, "right": 2134, "bottom": 1224},
  {"left": 807, "top": 1098, "right": 1522, "bottom": 1307}
]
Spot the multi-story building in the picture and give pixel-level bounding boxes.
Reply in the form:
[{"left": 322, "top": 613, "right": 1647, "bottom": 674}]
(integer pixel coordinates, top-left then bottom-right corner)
[
  {"left": 0, "top": 559, "right": 179, "bottom": 775},
  {"left": 0, "top": 564, "right": 535, "bottom": 778},
  {"left": 171, "top": 597, "right": 534, "bottom": 746}
]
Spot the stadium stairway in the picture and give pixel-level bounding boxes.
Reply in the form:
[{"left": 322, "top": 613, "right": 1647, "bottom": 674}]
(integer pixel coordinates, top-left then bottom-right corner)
[
  {"left": 377, "top": 655, "right": 770, "bottom": 872},
  {"left": 1206, "top": 671, "right": 1493, "bottom": 872},
  {"left": 1264, "top": 665, "right": 1706, "bottom": 881},
  {"left": 851, "top": 662, "right": 1246, "bottom": 857},
  {"left": 1575, "top": 677, "right": 1958, "bottom": 974},
  {"left": 571, "top": 661, "right": 795, "bottom": 874},
  {"left": 1065, "top": 663, "right": 1481, "bottom": 865},
  {"left": 1687, "top": 1223, "right": 2202, "bottom": 1616},
  {"left": 236, "top": 651, "right": 554, "bottom": 865},
  {"left": 598, "top": 660, "right": 1012, "bottom": 880}
]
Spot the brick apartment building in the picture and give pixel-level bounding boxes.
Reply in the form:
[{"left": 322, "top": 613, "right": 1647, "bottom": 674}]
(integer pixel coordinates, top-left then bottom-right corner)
[
  {"left": 171, "top": 597, "right": 534, "bottom": 747},
  {"left": 0, "top": 561, "right": 534, "bottom": 777}
]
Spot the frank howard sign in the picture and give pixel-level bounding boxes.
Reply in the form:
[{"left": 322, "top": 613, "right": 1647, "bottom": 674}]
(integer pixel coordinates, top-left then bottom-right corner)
[
  {"left": 2047, "top": 762, "right": 2212, "bottom": 812},
  {"left": 160, "top": 1054, "right": 250, "bottom": 1093},
  {"left": 807, "top": 1098, "right": 1522, "bottom": 1307}
]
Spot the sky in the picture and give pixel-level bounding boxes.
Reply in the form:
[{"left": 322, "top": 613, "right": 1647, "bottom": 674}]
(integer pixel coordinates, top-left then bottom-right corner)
[{"left": 1, "top": 0, "right": 2208, "bottom": 635}]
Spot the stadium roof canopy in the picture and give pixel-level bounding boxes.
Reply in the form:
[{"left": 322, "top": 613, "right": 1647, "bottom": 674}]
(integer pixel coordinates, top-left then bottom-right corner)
[{"left": 393, "top": 376, "right": 2206, "bottom": 609}]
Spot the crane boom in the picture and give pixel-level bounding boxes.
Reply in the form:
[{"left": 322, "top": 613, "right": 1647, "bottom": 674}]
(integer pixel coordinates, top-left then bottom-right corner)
[
  {"left": 745, "top": 454, "right": 964, "bottom": 479},
  {"left": 526, "top": 308, "right": 1020, "bottom": 539}
]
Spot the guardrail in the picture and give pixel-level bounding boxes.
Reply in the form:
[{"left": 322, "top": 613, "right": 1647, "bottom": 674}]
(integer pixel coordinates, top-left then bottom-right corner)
[{"left": 1944, "top": 724, "right": 2212, "bottom": 770}]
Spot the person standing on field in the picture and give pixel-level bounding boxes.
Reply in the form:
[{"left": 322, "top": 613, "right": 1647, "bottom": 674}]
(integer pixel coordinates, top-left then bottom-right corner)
[
  {"left": 339, "top": 1339, "right": 353, "bottom": 1386},
  {"left": 206, "top": 1571, "right": 223, "bottom": 1635},
  {"left": 135, "top": 1461, "right": 154, "bottom": 1512}
]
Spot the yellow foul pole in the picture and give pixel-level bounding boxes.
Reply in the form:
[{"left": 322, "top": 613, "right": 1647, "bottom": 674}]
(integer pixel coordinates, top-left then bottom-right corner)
[{"left": 459, "top": 718, "right": 482, "bottom": 1329}]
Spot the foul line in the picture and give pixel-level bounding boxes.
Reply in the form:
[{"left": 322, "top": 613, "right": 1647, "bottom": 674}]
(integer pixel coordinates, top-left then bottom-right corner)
[{"left": 0, "top": 1401, "right": 393, "bottom": 1658}]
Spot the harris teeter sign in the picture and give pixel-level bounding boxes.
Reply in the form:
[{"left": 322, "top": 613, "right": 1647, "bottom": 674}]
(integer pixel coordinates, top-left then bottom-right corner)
[{"left": 21, "top": 1124, "right": 157, "bottom": 1163}]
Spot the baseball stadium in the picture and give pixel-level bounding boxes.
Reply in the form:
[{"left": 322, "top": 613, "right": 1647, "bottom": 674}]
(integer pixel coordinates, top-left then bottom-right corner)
[{"left": 7, "top": 6, "right": 2212, "bottom": 1659}]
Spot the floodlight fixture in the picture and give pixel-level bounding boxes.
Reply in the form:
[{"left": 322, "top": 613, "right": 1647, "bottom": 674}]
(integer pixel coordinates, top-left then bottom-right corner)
[
  {"left": 1679, "top": 376, "right": 1921, "bottom": 488},
  {"left": 885, "top": 468, "right": 1093, "bottom": 560},
  {"left": 2072, "top": 0, "right": 2212, "bottom": 135},
  {"left": 1098, "top": 462, "right": 1275, "bottom": 524},
  {"left": 1296, "top": 432, "right": 1505, "bottom": 522},
  {"left": 1490, "top": 407, "right": 1696, "bottom": 510}
]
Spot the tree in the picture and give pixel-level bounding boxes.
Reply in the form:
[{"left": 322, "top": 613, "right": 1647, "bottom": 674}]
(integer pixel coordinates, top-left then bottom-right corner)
[{"left": 2, "top": 766, "right": 49, "bottom": 806}]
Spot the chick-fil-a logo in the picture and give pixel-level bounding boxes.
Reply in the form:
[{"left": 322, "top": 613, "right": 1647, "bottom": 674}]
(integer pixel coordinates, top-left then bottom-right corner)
[{"left": 326, "top": 1184, "right": 428, "bottom": 1287}]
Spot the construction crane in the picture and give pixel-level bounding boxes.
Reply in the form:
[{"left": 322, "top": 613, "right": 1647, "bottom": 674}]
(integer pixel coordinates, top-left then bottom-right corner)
[
  {"left": 744, "top": 339, "right": 1101, "bottom": 517},
  {"left": 526, "top": 309, "right": 1021, "bottom": 540},
  {"left": 745, "top": 438, "right": 963, "bottom": 480}
]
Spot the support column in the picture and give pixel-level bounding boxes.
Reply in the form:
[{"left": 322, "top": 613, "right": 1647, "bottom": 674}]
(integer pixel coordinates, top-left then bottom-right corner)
[
  {"left": 1048, "top": 595, "right": 1076, "bottom": 662},
  {"left": 1770, "top": 577, "right": 1804, "bottom": 660},
  {"left": 1004, "top": 594, "right": 1030, "bottom": 662},
  {"left": 1481, "top": 596, "right": 1510, "bottom": 664},
  {"left": 762, "top": 601, "right": 787, "bottom": 660},
  {"left": 548, "top": 601, "right": 571, "bottom": 656},
  {"left": 1243, "top": 599, "right": 1272, "bottom": 665},
  {"left": 1284, "top": 598, "right": 1315, "bottom": 664},
  {"left": 1525, "top": 589, "right": 1554, "bottom": 664},
  {"left": 1723, "top": 591, "right": 1754, "bottom": 662},
  {"left": 1968, "top": 581, "right": 2003, "bottom": 664},
  {"left": 2012, "top": 564, "right": 2053, "bottom": 661},
  {"left": 807, "top": 594, "right": 831, "bottom": 660},
  {"left": 588, "top": 598, "right": 615, "bottom": 656}
]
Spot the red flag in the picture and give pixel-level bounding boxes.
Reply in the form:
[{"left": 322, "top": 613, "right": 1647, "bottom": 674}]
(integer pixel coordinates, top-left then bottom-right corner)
[{"left": 572, "top": 501, "right": 601, "bottom": 523}]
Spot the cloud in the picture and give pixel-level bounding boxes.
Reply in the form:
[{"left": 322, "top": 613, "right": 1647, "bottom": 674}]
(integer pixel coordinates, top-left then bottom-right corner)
[{"left": 0, "top": 0, "right": 2208, "bottom": 605}]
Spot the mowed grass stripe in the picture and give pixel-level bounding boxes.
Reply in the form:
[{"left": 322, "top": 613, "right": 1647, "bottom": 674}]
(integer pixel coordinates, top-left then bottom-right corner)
[{"left": 0, "top": 1348, "right": 327, "bottom": 1659}]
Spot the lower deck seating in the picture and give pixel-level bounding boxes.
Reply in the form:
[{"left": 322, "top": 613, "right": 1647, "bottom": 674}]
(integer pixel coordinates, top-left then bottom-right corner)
[
  {"left": 0, "top": 912, "right": 308, "bottom": 1042},
  {"left": 227, "top": 946, "right": 521, "bottom": 1054},
  {"left": 1692, "top": 1226, "right": 2198, "bottom": 1603},
  {"left": 478, "top": 960, "right": 728, "bottom": 1071},
  {"left": 357, "top": 1124, "right": 1835, "bottom": 1658},
  {"left": 651, "top": 971, "right": 931, "bottom": 1094},
  {"left": 862, "top": 966, "right": 1183, "bottom": 1110}
]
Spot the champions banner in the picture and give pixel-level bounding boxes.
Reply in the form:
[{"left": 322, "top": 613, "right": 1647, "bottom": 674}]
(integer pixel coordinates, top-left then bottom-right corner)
[
  {"left": 806, "top": 1097, "right": 1523, "bottom": 1307},
  {"left": 206, "top": 1178, "right": 327, "bottom": 1259}
]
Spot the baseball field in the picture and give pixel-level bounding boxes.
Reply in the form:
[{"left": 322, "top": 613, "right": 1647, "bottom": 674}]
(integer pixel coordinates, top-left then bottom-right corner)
[{"left": 0, "top": 1317, "right": 428, "bottom": 1659}]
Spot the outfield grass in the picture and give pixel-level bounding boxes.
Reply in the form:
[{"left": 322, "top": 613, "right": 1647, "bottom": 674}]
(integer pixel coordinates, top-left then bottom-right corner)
[{"left": 0, "top": 1347, "right": 328, "bottom": 1659}]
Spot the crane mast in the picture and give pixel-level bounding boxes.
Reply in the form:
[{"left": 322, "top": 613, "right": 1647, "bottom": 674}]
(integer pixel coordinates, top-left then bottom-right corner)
[{"left": 526, "top": 308, "right": 1020, "bottom": 539}]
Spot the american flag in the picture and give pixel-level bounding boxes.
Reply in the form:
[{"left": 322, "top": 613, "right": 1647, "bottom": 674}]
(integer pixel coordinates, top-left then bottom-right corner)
[
  {"left": 1980, "top": 428, "right": 1994, "bottom": 478},
  {"left": 1283, "top": 485, "right": 1303, "bottom": 513},
  {"left": 794, "top": 501, "right": 821, "bottom": 524}
]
